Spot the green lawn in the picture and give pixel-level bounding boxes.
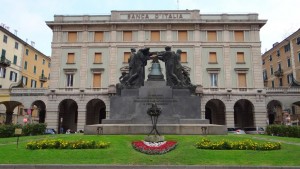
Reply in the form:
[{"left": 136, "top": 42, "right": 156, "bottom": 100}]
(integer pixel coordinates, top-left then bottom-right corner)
[{"left": 0, "top": 134, "right": 299, "bottom": 166}]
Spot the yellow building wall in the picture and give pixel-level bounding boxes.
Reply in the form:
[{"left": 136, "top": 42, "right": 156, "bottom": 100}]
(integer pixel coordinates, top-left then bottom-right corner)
[{"left": 21, "top": 46, "right": 50, "bottom": 88}]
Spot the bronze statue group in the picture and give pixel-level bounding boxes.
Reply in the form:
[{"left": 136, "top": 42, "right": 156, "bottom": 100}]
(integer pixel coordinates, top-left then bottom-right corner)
[{"left": 117, "top": 46, "right": 196, "bottom": 94}]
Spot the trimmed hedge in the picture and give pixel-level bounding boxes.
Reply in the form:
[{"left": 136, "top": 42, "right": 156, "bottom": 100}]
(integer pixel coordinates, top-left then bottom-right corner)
[
  {"left": 0, "top": 123, "right": 47, "bottom": 138},
  {"left": 195, "top": 138, "right": 281, "bottom": 151},
  {"left": 26, "top": 139, "right": 110, "bottom": 150},
  {"left": 266, "top": 125, "right": 300, "bottom": 138}
]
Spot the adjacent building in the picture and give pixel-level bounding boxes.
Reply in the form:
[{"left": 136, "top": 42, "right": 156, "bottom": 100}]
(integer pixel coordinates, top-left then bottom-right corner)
[
  {"left": 44, "top": 10, "right": 267, "bottom": 132},
  {"left": 262, "top": 29, "right": 300, "bottom": 125},
  {"left": 0, "top": 25, "right": 50, "bottom": 124}
]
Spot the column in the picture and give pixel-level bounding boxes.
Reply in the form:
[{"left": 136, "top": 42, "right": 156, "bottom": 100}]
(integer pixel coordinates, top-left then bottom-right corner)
[{"left": 225, "top": 111, "right": 234, "bottom": 128}]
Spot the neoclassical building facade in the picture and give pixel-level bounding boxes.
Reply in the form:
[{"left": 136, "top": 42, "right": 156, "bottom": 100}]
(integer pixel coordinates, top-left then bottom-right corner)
[{"left": 43, "top": 10, "right": 267, "bottom": 132}]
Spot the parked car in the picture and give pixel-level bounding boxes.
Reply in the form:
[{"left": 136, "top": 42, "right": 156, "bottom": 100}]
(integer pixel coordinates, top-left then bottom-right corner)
[
  {"left": 45, "top": 128, "right": 56, "bottom": 134},
  {"left": 244, "top": 127, "right": 265, "bottom": 134},
  {"left": 234, "top": 129, "right": 246, "bottom": 134}
]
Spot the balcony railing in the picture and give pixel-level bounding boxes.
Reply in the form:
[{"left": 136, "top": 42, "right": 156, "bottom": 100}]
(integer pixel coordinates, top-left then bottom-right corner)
[
  {"left": 39, "top": 75, "right": 48, "bottom": 82},
  {"left": 274, "top": 69, "right": 283, "bottom": 77},
  {"left": 0, "top": 56, "right": 11, "bottom": 67}
]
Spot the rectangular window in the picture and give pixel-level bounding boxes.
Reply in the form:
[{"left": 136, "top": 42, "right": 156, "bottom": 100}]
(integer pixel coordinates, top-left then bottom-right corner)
[
  {"left": 180, "top": 52, "right": 187, "bottom": 63},
  {"left": 94, "top": 53, "right": 102, "bottom": 63},
  {"left": 41, "top": 82, "right": 44, "bottom": 88},
  {"left": 210, "top": 73, "right": 218, "bottom": 87},
  {"left": 24, "top": 61, "right": 28, "bottom": 70},
  {"left": 68, "top": 32, "right": 77, "bottom": 42},
  {"left": 207, "top": 31, "right": 217, "bottom": 42},
  {"left": 234, "top": 31, "right": 244, "bottom": 42},
  {"left": 284, "top": 43, "right": 290, "bottom": 52},
  {"left": 31, "top": 79, "right": 36, "bottom": 88},
  {"left": 66, "top": 74, "right": 74, "bottom": 87},
  {"left": 35, "top": 54, "right": 38, "bottom": 61},
  {"left": 287, "top": 74, "right": 293, "bottom": 84},
  {"left": 271, "top": 80, "right": 274, "bottom": 88},
  {"left": 151, "top": 31, "right": 160, "bottom": 41},
  {"left": 178, "top": 30, "right": 188, "bottom": 41},
  {"left": 123, "top": 31, "right": 132, "bottom": 41},
  {"left": 238, "top": 73, "right": 246, "bottom": 88},
  {"left": 263, "top": 70, "right": 268, "bottom": 81},
  {"left": 9, "top": 71, "right": 17, "bottom": 82},
  {"left": 3, "top": 35, "right": 7, "bottom": 43},
  {"left": 67, "top": 53, "right": 75, "bottom": 64},
  {"left": 42, "top": 59, "right": 45, "bottom": 65},
  {"left": 270, "top": 66, "right": 273, "bottom": 75},
  {"left": 278, "top": 62, "right": 281, "bottom": 70},
  {"left": 26, "top": 49, "right": 29, "bottom": 55},
  {"left": 22, "top": 76, "right": 28, "bottom": 85},
  {"left": 209, "top": 52, "right": 217, "bottom": 63},
  {"left": 33, "top": 66, "right": 36, "bottom": 74},
  {"left": 269, "top": 55, "right": 272, "bottom": 61},
  {"left": 13, "top": 55, "right": 17, "bottom": 64},
  {"left": 287, "top": 58, "right": 291, "bottom": 67},
  {"left": 276, "top": 50, "right": 280, "bottom": 56},
  {"left": 279, "top": 78, "right": 283, "bottom": 87},
  {"left": 123, "top": 52, "right": 131, "bottom": 63},
  {"left": 94, "top": 31, "right": 104, "bottom": 42},
  {"left": 1, "top": 49, "right": 6, "bottom": 58},
  {"left": 93, "top": 73, "right": 101, "bottom": 88},
  {"left": 297, "top": 37, "right": 300, "bottom": 45},
  {"left": 15, "top": 42, "right": 19, "bottom": 49},
  {"left": 236, "top": 52, "right": 245, "bottom": 63},
  {"left": 0, "top": 67, "right": 6, "bottom": 78},
  {"left": 262, "top": 59, "right": 265, "bottom": 65}
]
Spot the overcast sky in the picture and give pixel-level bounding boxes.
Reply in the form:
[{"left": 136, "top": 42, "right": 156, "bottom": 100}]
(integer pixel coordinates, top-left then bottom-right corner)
[{"left": 1, "top": 0, "right": 299, "bottom": 56}]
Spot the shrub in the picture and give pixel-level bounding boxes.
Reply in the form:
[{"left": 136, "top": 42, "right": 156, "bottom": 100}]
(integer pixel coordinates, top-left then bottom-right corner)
[
  {"left": 195, "top": 138, "right": 281, "bottom": 151},
  {"left": 26, "top": 139, "right": 110, "bottom": 150},
  {"left": 266, "top": 125, "right": 300, "bottom": 138},
  {"left": 0, "top": 124, "right": 22, "bottom": 138},
  {"left": 0, "top": 123, "right": 47, "bottom": 138},
  {"left": 22, "top": 123, "right": 47, "bottom": 136}
]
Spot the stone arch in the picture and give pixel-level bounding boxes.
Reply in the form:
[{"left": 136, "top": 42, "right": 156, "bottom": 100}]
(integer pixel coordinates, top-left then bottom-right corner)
[
  {"left": 0, "top": 101, "right": 22, "bottom": 124},
  {"left": 31, "top": 100, "right": 47, "bottom": 123},
  {"left": 267, "top": 100, "right": 282, "bottom": 125},
  {"left": 86, "top": 99, "right": 106, "bottom": 125},
  {"left": 234, "top": 99, "right": 254, "bottom": 128},
  {"left": 205, "top": 99, "right": 226, "bottom": 125},
  {"left": 58, "top": 99, "right": 78, "bottom": 133}
]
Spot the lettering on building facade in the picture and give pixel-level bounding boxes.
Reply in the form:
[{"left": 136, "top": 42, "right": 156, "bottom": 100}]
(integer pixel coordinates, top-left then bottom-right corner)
[{"left": 127, "top": 13, "right": 184, "bottom": 20}]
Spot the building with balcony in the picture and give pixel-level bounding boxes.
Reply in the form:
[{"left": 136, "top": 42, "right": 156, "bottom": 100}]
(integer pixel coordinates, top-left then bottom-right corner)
[
  {"left": 42, "top": 10, "right": 267, "bottom": 132},
  {"left": 262, "top": 28, "right": 300, "bottom": 125},
  {"left": 21, "top": 44, "right": 51, "bottom": 89},
  {"left": 0, "top": 25, "right": 50, "bottom": 125}
]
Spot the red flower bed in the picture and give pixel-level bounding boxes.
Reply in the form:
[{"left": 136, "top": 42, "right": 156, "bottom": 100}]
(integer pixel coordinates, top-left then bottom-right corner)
[{"left": 132, "top": 140, "right": 177, "bottom": 155}]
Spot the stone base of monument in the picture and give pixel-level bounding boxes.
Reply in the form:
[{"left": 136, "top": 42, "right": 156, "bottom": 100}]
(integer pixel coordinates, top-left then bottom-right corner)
[
  {"left": 84, "top": 124, "right": 227, "bottom": 135},
  {"left": 144, "top": 135, "right": 165, "bottom": 142}
]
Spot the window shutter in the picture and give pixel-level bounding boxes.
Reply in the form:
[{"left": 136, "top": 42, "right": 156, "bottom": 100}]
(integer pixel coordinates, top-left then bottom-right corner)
[
  {"left": 123, "top": 31, "right": 132, "bottom": 41},
  {"left": 207, "top": 31, "right": 217, "bottom": 42},
  {"left": 94, "top": 53, "right": 102, "bottom": 63},
  {"left": 93, "top": 74, "right": 101, "bottom": 88},
  {"left": 238, "top": 73, "right": 246, "bottom": 87},
  {"left": 67, "top": 53, "right": 75, "bottom": 63},
  {"left": 237, "top": 52, "right": 245, "bottom": 63},
  {"left": 209, "top": 52, "right": 217, "bottom": 63},
  {"left": 180, "top": 52, "right": 187, "bottom": 62},
  {"left": 124, "top": 52, "right": 131, "bottom": 63},
  {"left": 178, "top": 31, "right": 188, "bottom": 41},
  {"left": 68, "top": 32, "right": 77, "bottom": 42},
  {"left": 235, "top": 31, "right": 244, "bottom": 42},
  {"left": 3, "top": 68, "right": 6, "bottom": 78},
  {"left": 94, "top": 31, "right": 104, "bottom": 42},
  {"left": 151, "top": 31, "right": 160, "bottom": 41}
]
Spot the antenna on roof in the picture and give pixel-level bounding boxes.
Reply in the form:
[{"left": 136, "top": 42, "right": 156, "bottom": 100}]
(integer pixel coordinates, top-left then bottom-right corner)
[
  {"left": 31, "top": 41, "right": 35, "bottom": 47},
  {"left": 14, "top": 30, "right": 18, "bottom": 36}
]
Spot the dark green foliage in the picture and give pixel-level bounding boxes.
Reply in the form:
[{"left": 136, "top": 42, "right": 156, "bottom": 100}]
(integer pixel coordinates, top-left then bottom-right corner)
[
  {"left": 266, "top": 125, "right": 300, "bottom": 138},
  {"left": 0, "top": 123, "right": 46, "bottom": 138}
]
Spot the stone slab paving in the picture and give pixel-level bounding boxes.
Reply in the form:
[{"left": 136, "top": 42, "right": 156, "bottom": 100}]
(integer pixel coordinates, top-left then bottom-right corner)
[{"left": 0, "top": 165, "right": 299, "bottom": 169}]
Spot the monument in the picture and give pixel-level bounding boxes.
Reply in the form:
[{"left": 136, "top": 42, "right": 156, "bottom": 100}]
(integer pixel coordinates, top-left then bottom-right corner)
[{"left": 84, "top": 46, "right": 227, "bottom": 135}]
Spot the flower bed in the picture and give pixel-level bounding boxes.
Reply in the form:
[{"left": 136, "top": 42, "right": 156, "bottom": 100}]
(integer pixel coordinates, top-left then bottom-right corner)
[
  {"left": 195, "top": 138, "right": 281, "bottom": 151},
  {"left": 26, "top": 139, "right": 110, "bottom": 150},
  {"left": 132, "top": 140, "right": 177, "bottom": 155}
]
